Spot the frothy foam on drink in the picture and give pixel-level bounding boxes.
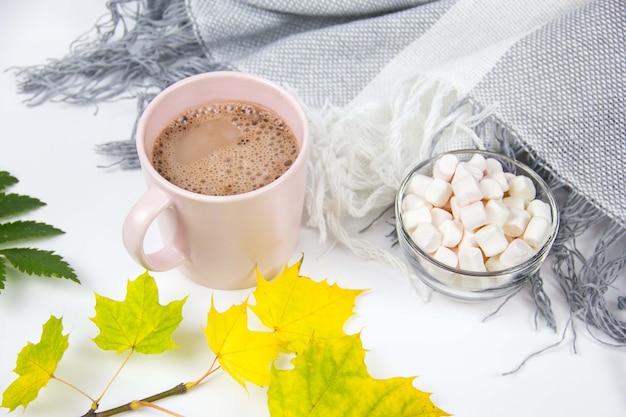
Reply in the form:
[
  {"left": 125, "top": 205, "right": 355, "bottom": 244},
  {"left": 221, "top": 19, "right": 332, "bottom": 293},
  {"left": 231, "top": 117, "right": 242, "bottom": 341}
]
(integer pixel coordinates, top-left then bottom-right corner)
[{"left": 152, "top": 101, "right": 299, "bottom": 196}]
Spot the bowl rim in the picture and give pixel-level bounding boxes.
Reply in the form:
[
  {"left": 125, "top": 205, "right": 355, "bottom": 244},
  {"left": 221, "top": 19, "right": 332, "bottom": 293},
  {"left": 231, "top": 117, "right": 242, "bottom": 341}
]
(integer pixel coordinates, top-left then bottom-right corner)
[{"left": 395, "top": 149, "right": 560, "bottom": 279}]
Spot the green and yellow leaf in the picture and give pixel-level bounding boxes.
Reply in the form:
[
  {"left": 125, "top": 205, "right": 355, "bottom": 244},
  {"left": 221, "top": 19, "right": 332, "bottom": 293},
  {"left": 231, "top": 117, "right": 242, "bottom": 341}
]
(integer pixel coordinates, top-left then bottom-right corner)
[
  {"left": 250, "top": 258, "right": 366, "bottom": 354},
  {"left": 204, "top": 300, "right": 283, "bottom": 388},
  {"left": 268, "top": 334, "right": 450, "bottom": 417},
  {"left": 1, "top": 316, "right": 69, "bottom": 411},
  {"left": 91, "top": 271, "right": 186, "bottom": 354}
]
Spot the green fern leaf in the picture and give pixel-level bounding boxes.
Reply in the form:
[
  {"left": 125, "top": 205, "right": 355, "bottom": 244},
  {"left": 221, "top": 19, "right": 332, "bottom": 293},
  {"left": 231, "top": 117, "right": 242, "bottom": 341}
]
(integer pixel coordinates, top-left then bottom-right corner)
[
  {"left": 0, "top": 248, "right": 78, "bottom": 283},
  {"left": 0, "top": 193, "right": 46, "bottom": 220},
  {"left": 0, "top": 171, "right": 18, "bottom": 191},
  {"left": 0, "top": 257, "right": 6, "bottom": 291},
  {"left": 0, "top": 221, "right": 65, "bottom": 245}
]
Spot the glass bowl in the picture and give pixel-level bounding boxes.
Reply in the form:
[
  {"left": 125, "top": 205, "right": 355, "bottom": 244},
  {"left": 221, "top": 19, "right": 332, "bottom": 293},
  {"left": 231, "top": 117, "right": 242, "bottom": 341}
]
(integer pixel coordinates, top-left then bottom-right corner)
[{"left": 395, "top": 150, "right": 559, "bottom": 302}]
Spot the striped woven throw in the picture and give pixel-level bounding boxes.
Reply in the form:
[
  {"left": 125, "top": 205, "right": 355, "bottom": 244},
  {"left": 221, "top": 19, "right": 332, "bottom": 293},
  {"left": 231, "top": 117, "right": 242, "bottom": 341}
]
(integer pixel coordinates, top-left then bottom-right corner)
[{"left": 14, "top": 0, "right": 626, "bottom": 347}]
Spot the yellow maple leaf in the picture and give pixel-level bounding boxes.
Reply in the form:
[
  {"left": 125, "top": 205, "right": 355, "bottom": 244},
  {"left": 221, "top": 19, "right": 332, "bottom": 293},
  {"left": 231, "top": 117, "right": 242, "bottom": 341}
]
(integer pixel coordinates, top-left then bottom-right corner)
[
  {"left": 268, "top": 334, "right": 450, "bottom": 417},
  {"left": 204, "top": 300, "right": 284, "bottom": 388},
  {"left": 250, "top": 257, "right": 366, "bottom": 354}
]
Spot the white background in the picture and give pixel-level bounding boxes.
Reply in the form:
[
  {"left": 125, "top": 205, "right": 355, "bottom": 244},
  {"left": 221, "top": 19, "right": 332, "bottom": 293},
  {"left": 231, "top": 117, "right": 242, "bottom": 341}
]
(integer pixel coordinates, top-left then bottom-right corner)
[{"left": 0, "top": 1, "right": 624, "bottom": 416}]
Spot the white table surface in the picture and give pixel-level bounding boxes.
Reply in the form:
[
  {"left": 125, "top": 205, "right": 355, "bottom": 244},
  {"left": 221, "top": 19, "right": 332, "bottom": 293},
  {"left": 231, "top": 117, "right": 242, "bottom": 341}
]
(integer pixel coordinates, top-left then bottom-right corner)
[{"left": 1, "top": 1, "right": 624, "bottom": 416}]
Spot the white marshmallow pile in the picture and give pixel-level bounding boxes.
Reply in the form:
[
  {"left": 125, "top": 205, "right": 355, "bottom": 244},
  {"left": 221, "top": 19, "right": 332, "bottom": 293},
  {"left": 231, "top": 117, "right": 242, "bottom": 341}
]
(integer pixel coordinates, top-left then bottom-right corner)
[{"left": 401, "top": 153, "right": 553, "bottom": 274}]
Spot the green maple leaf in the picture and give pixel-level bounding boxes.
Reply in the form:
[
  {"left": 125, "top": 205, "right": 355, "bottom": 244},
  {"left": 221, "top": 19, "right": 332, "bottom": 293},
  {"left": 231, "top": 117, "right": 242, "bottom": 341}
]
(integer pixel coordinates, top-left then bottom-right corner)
[
  {"left": 1, "top": 316, "right": 69, "bottom": 411},
  {"left": 268, "top": 334, "right": 450, "bottom": 417},
  {"left": 91, "top": 271, "right": 187, "bottom": 354}
]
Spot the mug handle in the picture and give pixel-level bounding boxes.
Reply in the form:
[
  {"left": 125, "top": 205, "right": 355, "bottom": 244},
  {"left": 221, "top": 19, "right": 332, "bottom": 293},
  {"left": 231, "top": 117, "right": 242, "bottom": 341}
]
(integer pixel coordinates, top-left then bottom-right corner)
[{"left": 122, "top": 186, "right": 186, "bottom": 271}]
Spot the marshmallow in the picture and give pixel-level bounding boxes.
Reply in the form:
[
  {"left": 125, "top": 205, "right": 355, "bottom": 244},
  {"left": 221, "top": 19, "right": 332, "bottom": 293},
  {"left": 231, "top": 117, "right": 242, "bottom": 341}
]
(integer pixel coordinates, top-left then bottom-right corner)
[
  {"left": 499, "top": 239, "right": 535, "bottom": 267},
  {"left": 402, "top": 193, "right": 429, "bottom": 211},
  {"left": 408, "top": 174, "right": 433, "bottom": 197},
  {"left": 449, "top": 196, "right": 462, "bottom": 219},
  {"left": 452, "top": 162, "right": 483, "bottom": 183},
  {"left": 410, "top": 222, "right": 441, "bottom": 254},
  {"left": 433, "top": 154, "right": 459, "bottom": 182},
  {"left": 458, "top": 229, "right": 478, "bottom": 249},
  {"left": 402, "top": 205, "right": 432, "bottom": 231},
  {"left": 474, "top": 224, "right": 509, "bottom": 257},
  {"left": 401, "top": 154, "right": 553, "bottom": 284},
  {"left": 479, "top": 177, "right": 504, "bottom": 200},
  {"left": 431, "top": 207, "right": 453, "bottom": 227},
  {"left": 502, "top": 207, "right": 531, "bottom": 238},
  {"left": 425, "top": 178, "right": 453, "bottom": 207},
  {"left": 502, "top": 196, "right": 526, "bottom": 210},
  {"left": 458, "top": 247, "right": 486, "bottom": 272},
  {"left": 485, "top": 199, "right": 510, "bottom": 227},
  {"left": 451, "top": 175, "right": 483, "bottom": 206},
  {"left": 433, "top": 246, "right": 459, "bottom": 269},
  {"left": 468, "top": 153, "right": 487, "bottom": 172},
  {"left": 526, "top": 199, "right": 552, "bottom": 221},
  {"left": 523, "top": 216, "right": 551, "bottom": 248},
  {"left": 508, "top": 175, "right": 536, "bottom": 202},
  {"left": 484, "top": 171, "right": 509, "bottom": 192},
  {"left": 440, "top": 199, "right": 453, "bottom": 214},
  {"left": 485, "top": 157, "right": 504, "bottom": 174},
  {"left": 438, "top": 219, "right": 464, "bottom": 248},
  {"left": 425, "top": 264, "right": 458, "bottom": 285},
  {"left": 460, "top": 201, "right": 489, "bottom": 231},
  {"left": 485, "top": 255, "right": 507, "bottom": 272},
  {"left": 461, "top": 275, "right": 496, "bottom": 290}
]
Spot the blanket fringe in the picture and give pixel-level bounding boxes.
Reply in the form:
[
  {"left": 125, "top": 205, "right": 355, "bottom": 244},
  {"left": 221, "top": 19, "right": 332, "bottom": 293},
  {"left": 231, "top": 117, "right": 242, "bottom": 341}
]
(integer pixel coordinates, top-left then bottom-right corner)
[
  {"left": 474, "top": 110, "right": 626, "bottom": 347},
  {"left": 305, "top": 75, "right": 493, "bottom": 301},
  {"left": 552, "top": 200, "right": 626, "bottom": 345}
]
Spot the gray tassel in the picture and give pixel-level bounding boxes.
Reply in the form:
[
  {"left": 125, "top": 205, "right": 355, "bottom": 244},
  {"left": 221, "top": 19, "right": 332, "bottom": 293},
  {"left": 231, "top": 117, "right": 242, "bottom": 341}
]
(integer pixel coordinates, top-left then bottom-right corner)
[
  {"left": 13, "top": 0, "right": 227, "bottom": 168},
  {"left": 553, "top": 206, "right": 626, "bottom": 345},
  {"left": 424, "top": 101, "right": 626, "bottom": 348},
  {"left": 486, "top": 115, "right": 626, "bottom": 347}
]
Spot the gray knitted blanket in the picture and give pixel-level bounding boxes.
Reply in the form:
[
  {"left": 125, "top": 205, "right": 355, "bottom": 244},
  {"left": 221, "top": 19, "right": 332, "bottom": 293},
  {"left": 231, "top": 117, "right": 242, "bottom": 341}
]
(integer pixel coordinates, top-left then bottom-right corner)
[{"left": 14, "top": 0, "right": 626, "bottom": 347}]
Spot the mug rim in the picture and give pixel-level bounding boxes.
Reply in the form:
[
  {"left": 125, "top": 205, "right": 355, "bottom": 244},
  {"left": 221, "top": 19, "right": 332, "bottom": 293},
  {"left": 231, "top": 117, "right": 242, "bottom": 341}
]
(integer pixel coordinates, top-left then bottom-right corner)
[{"left": 136, "top": 71, "right": 310, "bottom": 202}]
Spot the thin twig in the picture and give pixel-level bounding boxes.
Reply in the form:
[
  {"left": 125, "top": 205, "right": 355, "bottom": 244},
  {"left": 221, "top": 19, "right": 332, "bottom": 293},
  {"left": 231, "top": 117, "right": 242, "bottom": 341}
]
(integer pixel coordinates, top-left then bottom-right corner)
[{"left": 81, "top": 383, "right": 188, "bottom": 417}]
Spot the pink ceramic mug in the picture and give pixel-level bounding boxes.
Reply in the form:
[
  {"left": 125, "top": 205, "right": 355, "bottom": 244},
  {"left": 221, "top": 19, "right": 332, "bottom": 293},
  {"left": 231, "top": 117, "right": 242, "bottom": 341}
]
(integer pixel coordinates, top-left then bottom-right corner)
[{"left": 122, "top": 71, "right": 309, "bottom": 289}]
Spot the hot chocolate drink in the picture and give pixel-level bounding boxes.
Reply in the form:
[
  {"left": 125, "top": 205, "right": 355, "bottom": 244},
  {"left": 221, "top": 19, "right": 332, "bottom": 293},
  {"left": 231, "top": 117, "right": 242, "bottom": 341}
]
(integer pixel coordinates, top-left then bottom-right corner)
[{"left": 152, "top": 101, "right": 299, "bottom": 196}]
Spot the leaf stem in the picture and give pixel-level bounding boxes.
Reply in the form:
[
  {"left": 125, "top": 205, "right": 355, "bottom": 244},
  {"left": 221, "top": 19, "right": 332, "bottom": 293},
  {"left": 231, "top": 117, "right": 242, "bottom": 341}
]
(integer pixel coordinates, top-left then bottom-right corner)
[
  {"left": 53, "top": 375, "right": 98, "bottom": 405},
  {"left": 132, "top": 400, "right": 185, "bottom": 416},
  {"left": 186, "top": 356, "right": 221, "bottom": 389},
  {"left": 95, "top": 349, "right": 135, "bottom": 405},
  {"left": 80, "top": 383, "right": 188, "bottom": 417}
]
